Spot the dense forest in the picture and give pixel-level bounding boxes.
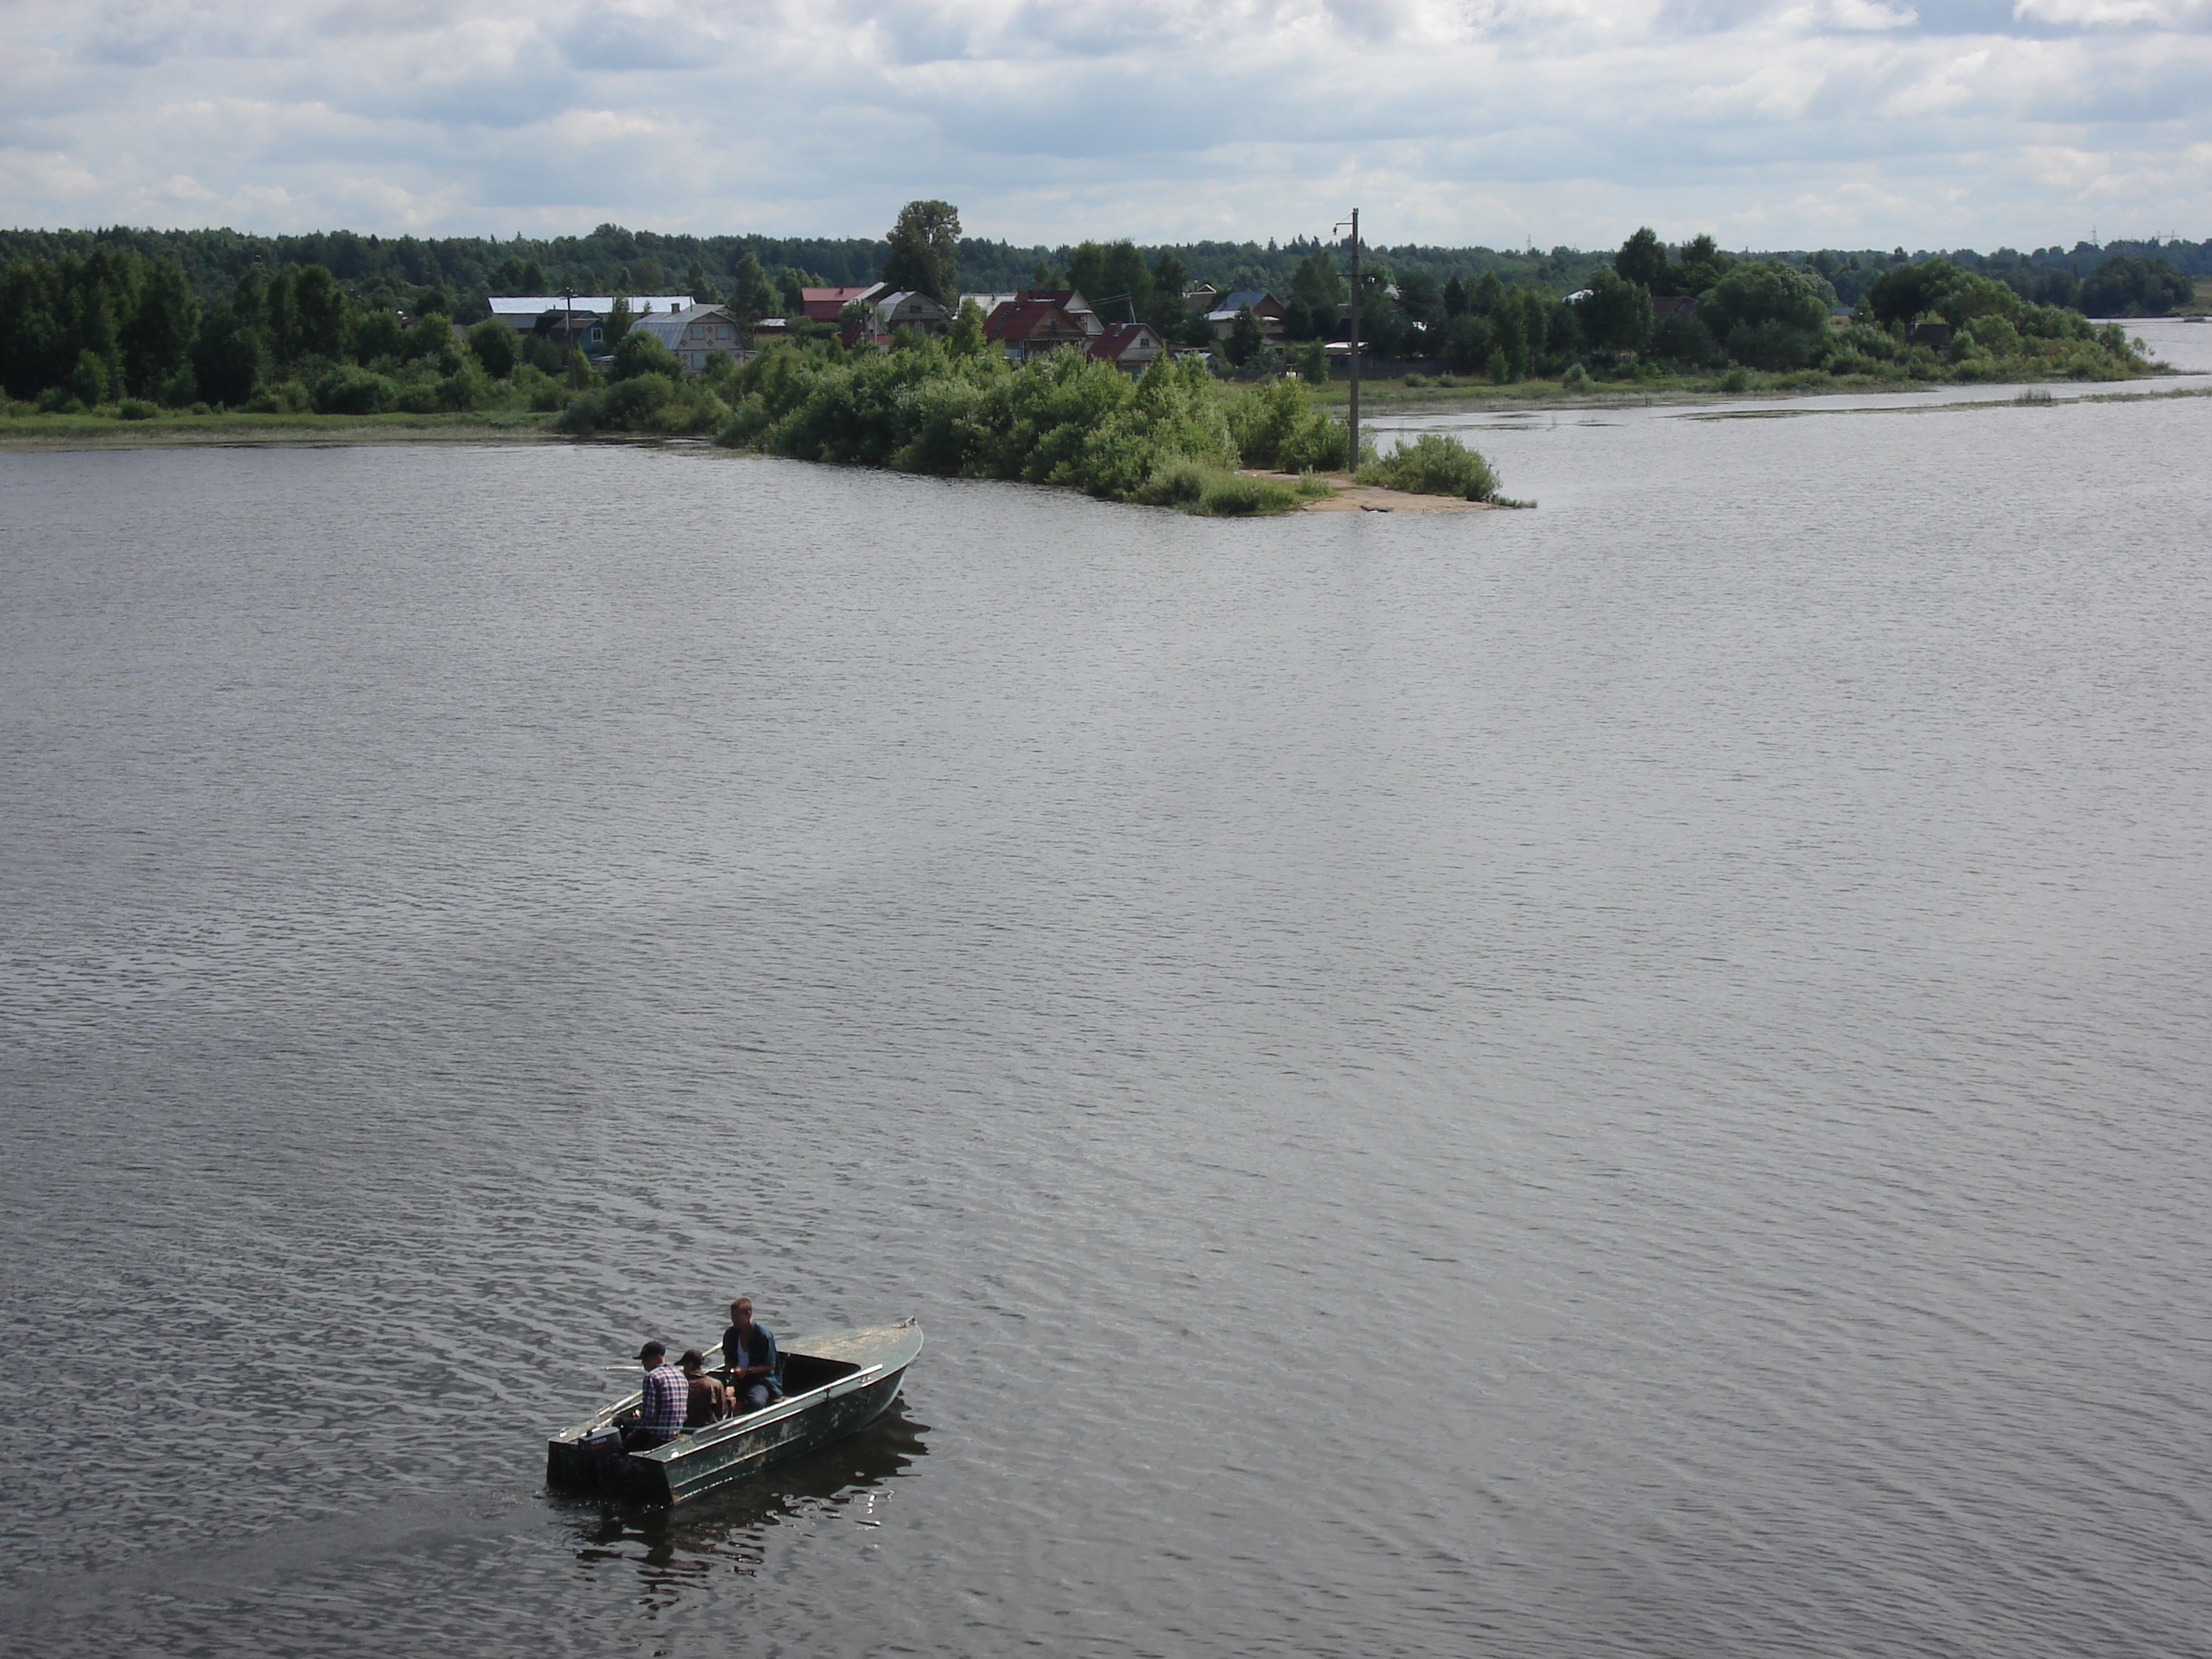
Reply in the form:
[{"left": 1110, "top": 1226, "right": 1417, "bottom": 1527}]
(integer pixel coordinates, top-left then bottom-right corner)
[{"left": 0, "top": 220, "right": 2200, "bottom": 320}]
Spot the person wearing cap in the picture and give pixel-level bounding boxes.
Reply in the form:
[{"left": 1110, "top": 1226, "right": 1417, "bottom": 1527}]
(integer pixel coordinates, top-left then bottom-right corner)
[
  {"left": 620, "top": 1341, "right": 687, "bottom": 1450},
  {"left": 679, "top": 1350, "right": 733, "bottom": 1427},
  {"left": 720, "top": 1298, "right": 782, "bottom": 1413}
]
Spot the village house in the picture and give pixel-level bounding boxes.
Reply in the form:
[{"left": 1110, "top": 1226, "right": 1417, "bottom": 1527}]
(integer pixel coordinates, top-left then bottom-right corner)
[
  {"left": 1650, "top": 295, "right": 1699, "bottom": 323},
  {"left": 488, "top": 295, "right": 693, "bottom": 331},
  {"left": 875, "top": 291, "right": 948, "bottom": 334},
  {"left": 529, "top": 308, "right": 606, "bottom": 350},
  {"left": 959, "top": 288, "right": 1104, "bottom": 334},
  {"left": 800, "top": 284, "right": 886, "bottom": 323},
  {"left": 1200, "top": 290, "right": 1287, "bottom": 342},
  {"left": 627, "top": 303, "right": 746, "bottom": 375},
  {"left": 983, "top": 298, "right": 1091, "bottom": 361},
  {"left": 959, "top": 292, "right": 1024, "bottom": 321},
  {"left": 1023, "top": 289, "right": 1104, "bottom": 333},
  {"left": 1086, "top": 322, "right": 1165, "bottom": 372}
]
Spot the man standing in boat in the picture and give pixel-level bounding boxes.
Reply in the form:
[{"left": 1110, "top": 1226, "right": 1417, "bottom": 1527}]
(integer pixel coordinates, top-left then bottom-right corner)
[{"left": 722, "top": 1298, "right": 782, "bottom": 1412}]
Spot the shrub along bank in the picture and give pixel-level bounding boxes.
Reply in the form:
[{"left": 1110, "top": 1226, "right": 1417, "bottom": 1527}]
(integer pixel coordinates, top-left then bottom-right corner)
[
  {"left": 557, "top": 337, "right": 1507, "bottom": 516},
  {"left": 713, "top": 342, "right": 1361, "bottom": 514}
]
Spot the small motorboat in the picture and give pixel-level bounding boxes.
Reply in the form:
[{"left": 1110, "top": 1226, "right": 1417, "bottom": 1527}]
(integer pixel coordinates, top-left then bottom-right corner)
[{"left": 547, "top": 1320, "right": 923, "bottom": 1505}]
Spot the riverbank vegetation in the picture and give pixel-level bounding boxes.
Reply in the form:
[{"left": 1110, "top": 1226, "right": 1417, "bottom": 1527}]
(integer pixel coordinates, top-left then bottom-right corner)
[
  {"left": 703, "top": 341, "right": 1393, "bottom": 515},
  {"left": 553, "top": 333, "right": 1507, "bottom": 515}
]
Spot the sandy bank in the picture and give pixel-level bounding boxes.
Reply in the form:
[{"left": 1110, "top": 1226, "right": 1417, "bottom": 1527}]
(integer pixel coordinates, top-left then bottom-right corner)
[{"left": 1239, "top": 471, "right": 1496, "bottom": 513}]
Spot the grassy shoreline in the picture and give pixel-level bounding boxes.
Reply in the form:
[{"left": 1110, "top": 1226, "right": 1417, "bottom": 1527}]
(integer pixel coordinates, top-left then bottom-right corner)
[
  {"left": 6, "top": 366, "right": 2200, "bottom": 454},
  {"left": 1312, "top": 361, "right": 2182, "bottom": 414},
  {"left": 0, "top": 408, "right": 561, "bottom": 449}
]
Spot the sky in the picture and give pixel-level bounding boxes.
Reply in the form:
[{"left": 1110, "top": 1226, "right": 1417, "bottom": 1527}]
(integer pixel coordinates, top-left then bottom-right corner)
[{"left": 1, "top": 0, "right": 2206, "bottom": 252}]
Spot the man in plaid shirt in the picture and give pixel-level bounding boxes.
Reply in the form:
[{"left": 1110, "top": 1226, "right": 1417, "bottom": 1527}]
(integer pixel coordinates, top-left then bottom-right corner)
[{"left": 622, "top": 1341, "right": 688, "bottom": 1449}]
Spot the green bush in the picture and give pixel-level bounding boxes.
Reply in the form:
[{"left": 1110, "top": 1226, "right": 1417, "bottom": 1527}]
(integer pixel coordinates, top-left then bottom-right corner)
[
  {"left": 435, "top": 358, "right": 496, "bottom": 412},
  {"left": 610, "top": 330, "right": 682, "bottom": 382},
  {"left": 712, "top": 341, "right": 1358, "bottom": 514},
  {"left": 1228, "top": 376, "right": 1347, "bottom": 473},
  {"left": 1724, "top": 318, "right": 1820, "bottom": 372},
  {"left": 1138, "top": 458, "right": 1210, "bottom": 506},
  {"left": 245, "top": 380, "right": 311, "bottom": 414},
  {"left": 1198, "top": 471, "right": 1296, "bottom": 515},
  {"left": 399, "top": 316, "right": 464, "bottom": 374},
  {"left": 467, "top": 318, "right": 518, "bottom": 379},
  {"left": 1356, "top": 433, "right": 1499, "bottom": 501},
  {"left": 1560, "top": 363, "right": 1592, "bottom": 390},
  {"left": 312, "top": 365, "right": 399, "bottom": 415},
  {"left": 114, "top": 397, "right": 159, "bottom": 420},
  {"left": 558, "top": 372, "right": 728, "bottom": 435}
]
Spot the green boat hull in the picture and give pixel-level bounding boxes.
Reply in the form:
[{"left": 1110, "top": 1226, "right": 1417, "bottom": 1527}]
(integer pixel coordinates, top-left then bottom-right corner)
[{"left": 547, "top": 1321, "right": 923, "bottom": 1507}]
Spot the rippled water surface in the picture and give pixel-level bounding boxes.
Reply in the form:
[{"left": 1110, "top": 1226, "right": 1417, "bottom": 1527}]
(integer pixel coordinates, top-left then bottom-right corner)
[{"left": 2, "top": 368, "right": 2209, "bottom": 1656}]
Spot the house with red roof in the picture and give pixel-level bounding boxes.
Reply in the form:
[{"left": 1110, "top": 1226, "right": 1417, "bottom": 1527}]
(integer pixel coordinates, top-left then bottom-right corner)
[
  {"left": 1086, "top": 322, "right": 1165, "bottom": 372},
  {"left": 983, "top": 298, "right": 1090, "bottom": 361},
  {"left": 799, "top": 284, "right": 887, "bottom": 323}
]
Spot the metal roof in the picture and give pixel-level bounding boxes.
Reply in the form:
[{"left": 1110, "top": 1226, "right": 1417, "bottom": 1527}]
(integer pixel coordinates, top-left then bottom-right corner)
[{"left": 488, "top": 295, "right": 694, "bottom": 317}]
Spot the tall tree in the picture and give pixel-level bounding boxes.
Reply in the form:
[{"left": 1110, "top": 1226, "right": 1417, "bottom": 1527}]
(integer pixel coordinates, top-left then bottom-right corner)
[
  {"left": 1065, "top": 241, "right": 1106, "bottom": 299},
  {"left": 1394, "top": 269, "right": 1443, "bottom": 326},
  {"left": 728, "top": 253, "right": 778, "bottom": 327},
  {"left": 119, "top": 258, "right": 198, "bottom": 396},
  {"left": 1097, "top": 241, "right": 1152, "bottom": 324},
  {"left": 1577, "top": 269, "right": 1653, "bottom": 353},
  {"left": 1225, "top": 306, "right": 1265, "bottom": 368},
  {"left": 1288, "top": 246, "right": 1346, "bottom": 315},
  {"left": 291, "top": 265, "right": 350, "bottom": 361},
  {"left": 948, "top": 298, "right": 989, "bottom": 357},
  {"left": 1615, "top": 227, "right": 1672, "bottom": 295},
  {"left": 1146, "top": 250, "right": 1190, "bottom": 335},
  {"left": 880, "top": 200, "right": 961, "bottom": 308},
  {"left": 1674, "top": 234, "right": 1731, "bottom": 297}
]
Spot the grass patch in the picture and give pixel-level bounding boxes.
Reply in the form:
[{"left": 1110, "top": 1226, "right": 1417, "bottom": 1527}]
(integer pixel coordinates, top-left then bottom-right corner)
[
  {"left": 0, "top": 406, "right": 562, "bottom": 446},
  {"left": 1356, "top": 433, "right": 1500, "bottom": 501}
]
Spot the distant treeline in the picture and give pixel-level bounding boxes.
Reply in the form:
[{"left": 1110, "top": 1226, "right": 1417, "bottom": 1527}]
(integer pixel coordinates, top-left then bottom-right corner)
[
  {"left": 0, "top": 209, "right": 2174, "bottom": 416},
  {"left": 0, "top": 222, "right": 2200, "bottom": 320}
]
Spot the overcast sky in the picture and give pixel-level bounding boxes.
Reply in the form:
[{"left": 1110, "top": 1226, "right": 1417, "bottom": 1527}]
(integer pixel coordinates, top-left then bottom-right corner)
[{"left": 2, "top": 0, "right": 2205, "bottom": 251}]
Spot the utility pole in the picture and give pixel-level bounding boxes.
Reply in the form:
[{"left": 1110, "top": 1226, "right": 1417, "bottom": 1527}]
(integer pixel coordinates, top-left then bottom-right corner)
[{"left": 1339, "top": 209, "right": 1361, "bottom": 474}]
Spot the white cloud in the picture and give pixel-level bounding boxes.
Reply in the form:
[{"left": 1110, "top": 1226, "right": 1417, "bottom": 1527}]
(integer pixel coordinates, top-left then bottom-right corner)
[{"left": 0, "top": 0, "right": 2205, "bottom": 248}]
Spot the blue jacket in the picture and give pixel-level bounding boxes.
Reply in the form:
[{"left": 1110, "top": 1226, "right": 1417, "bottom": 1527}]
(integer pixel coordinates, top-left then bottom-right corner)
[{"left": 721, "top": 1322, "right": 782, "bottom": 1400}]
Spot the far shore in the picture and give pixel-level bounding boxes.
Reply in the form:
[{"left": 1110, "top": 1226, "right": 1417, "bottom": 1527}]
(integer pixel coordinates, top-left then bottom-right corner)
[
  {"left": 5, "top": 372, "right": 2203, "bottom": 454},
  {"left": 1313, "top": 362, "right": 2192, "bottom": 416}
]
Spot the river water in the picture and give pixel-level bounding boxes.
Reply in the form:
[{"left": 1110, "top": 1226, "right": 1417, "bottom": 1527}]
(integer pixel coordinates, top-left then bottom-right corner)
[{"left": 2, "top": 327, "right": 2208, "bottom": 1656}]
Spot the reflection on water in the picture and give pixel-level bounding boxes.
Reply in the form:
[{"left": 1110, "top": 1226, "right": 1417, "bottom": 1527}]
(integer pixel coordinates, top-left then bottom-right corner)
[{"left": 554, "top": 1400, "right": 929, "bottom": 1601}]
